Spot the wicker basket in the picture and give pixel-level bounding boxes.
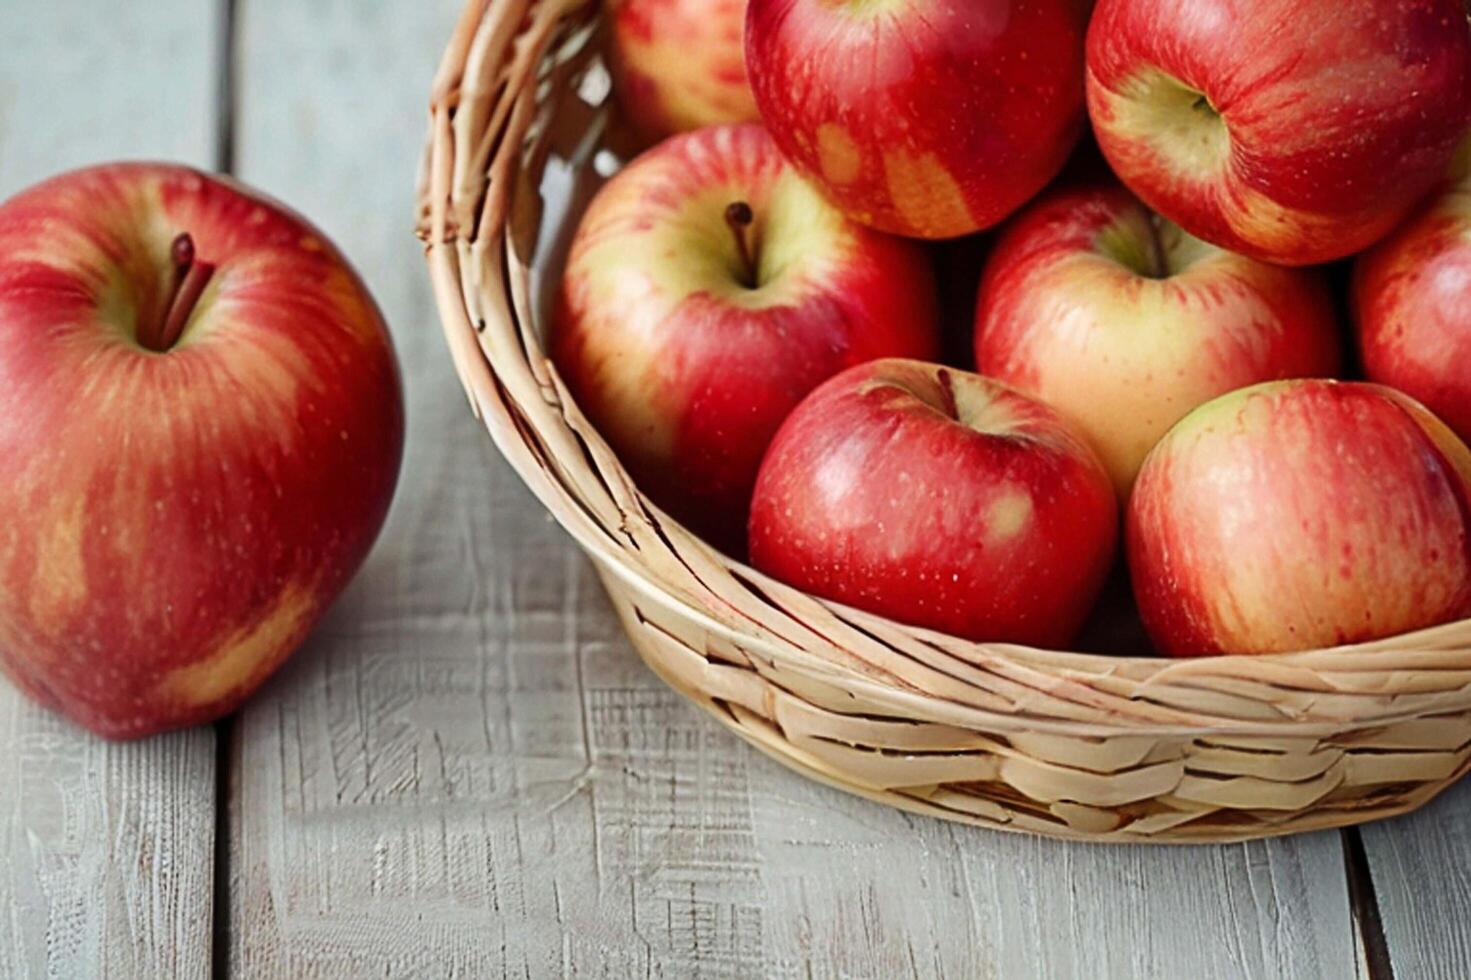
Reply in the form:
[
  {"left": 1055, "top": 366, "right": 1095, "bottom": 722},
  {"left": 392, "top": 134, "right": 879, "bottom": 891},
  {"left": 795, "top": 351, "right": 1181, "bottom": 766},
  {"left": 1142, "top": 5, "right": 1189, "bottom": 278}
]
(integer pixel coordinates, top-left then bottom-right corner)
[{"left": 418, "top": 0, "right": 1471, "bottom": 843}]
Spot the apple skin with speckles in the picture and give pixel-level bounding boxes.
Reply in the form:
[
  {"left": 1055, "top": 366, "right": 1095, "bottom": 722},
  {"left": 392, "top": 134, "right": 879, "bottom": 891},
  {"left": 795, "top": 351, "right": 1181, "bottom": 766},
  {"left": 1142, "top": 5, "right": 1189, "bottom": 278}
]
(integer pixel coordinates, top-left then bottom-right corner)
[
  {"left": 608, "top": 0, "right": 761, "bottom": 143},
  {"left": 551, "top": 125, "right": 939, "bottom": 552},
  {"left": 1086, "top": 0, "right": 1471, "bottom": 266},
  {"left": 0, "top": 163, "right": 404, "bottom": 739},
  {"left": 1129, "top": 380, "right": 1471, "bottom": 657},
  {"left": 975, "top": 181, "right": 1342, "bottom": 498},
  {"left": 1354, "top": 176, "right": 1471, "bottom": 445},
  {"left": 745, "top": 0, "right": 1090, "bottom": 240},
  {"left": 748, "top": 359, "right": 1117, "bottom": 647}
]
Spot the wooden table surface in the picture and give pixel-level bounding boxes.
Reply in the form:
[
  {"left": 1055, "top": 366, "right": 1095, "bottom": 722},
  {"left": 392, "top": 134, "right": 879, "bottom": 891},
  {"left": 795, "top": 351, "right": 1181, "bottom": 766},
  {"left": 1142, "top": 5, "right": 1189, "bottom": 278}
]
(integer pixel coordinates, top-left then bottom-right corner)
[{"left": 1, "top": 2, "right": 1468, "bottom": 977}]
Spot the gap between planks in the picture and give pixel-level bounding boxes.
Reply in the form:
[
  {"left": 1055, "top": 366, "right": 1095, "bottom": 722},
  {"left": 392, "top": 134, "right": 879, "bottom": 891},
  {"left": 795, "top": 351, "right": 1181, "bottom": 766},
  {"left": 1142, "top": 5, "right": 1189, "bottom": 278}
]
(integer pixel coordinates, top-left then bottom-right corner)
[
  {"left": 1344, "top": 826, "right": 1394, "bottom": 980},
  {"left": 211, "top": 3, "right": 240, "bottom": 978}
]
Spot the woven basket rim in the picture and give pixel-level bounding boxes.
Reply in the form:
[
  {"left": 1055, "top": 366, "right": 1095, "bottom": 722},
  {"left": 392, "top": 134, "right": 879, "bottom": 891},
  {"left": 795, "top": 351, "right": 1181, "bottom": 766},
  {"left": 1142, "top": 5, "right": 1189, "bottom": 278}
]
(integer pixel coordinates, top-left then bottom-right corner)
[{"left": 417, "top": 0, "right": 1471, "bottom": 742}]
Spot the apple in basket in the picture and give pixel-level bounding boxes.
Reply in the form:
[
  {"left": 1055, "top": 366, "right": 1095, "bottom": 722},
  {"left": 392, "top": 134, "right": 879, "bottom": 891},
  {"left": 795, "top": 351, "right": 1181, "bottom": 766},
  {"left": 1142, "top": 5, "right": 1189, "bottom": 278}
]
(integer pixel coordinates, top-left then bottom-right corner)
[
  {"left": 1354, "top": 176, "right": 1471, "bottom": 444},
  {"left": 1129, "top": 380, "right": 1471, "bottom": 657},
  {"left": 748, "top": 359, "right": 1117, "bottom": 647},
  {"left": 607, "top": 0, "right": 760, "bottom": 143},
  {"left": 975, "top": 181, "right": 1342, "bottom": 497},
  {"left": 550, "top": 124, "right": 940, "bottom": 551},
  {"left": 0, "top": 163, "right": 404, "bottom": 739},
  {"left": 744, "top": 0, "right": 1090, "bottom": 239},
  {"left": 1086, "top": 0, "right": 1471, "bottom": 265}
]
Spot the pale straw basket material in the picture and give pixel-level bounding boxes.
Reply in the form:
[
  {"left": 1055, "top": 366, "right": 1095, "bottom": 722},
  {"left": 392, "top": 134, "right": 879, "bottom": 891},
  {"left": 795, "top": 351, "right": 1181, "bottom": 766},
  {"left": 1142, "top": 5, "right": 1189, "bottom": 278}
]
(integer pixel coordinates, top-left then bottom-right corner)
[{"left": 418, "top": 0, "right": 1471, "bottom": 842}]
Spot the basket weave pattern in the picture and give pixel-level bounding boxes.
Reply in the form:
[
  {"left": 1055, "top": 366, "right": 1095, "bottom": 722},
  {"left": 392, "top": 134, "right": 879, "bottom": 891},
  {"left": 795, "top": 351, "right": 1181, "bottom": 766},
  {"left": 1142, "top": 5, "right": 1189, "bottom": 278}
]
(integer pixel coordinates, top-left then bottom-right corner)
[{"left": 419, "top": 0, "right": 1471, "bottom": 842}]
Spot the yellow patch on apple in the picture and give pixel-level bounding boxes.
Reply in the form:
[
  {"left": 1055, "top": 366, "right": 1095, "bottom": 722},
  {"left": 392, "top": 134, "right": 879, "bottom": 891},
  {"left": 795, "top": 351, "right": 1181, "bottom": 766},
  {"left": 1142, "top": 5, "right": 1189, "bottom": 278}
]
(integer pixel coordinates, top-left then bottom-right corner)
[
  {"left": 27, "top": 496, "right": 89, "bottom": 629},
  {"left": 817, "top": 124, "right": 862, "bottom": 186},
  {"left": 985, "top": 490, "right": 1034, "bottom": 545},
  {"left": 158, "top": 579, "right": 319, "bottom": 707},
  {"left": 882, "top": 149, "right": 972, "bottom": 238}
]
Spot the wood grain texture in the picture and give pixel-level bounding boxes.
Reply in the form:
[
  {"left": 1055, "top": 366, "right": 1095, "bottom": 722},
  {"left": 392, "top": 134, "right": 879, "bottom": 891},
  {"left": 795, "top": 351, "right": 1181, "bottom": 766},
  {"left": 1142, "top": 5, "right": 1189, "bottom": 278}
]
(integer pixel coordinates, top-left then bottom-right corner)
[
  {"left": 0, "top": 2, "right": 222, "bottom": 977},
  {"left": 226, "top": 1, "right": 1366, "bottom": 976},
  {"left": 1362, "top": 779, "right": 1471, "bottom": 978}
]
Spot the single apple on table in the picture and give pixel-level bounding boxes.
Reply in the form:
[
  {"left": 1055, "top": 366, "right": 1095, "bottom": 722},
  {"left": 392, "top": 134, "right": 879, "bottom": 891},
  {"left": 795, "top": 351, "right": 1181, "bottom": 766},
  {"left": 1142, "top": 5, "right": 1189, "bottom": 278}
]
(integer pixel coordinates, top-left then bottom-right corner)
[
  {"left": 1129, "top": 380, "right": 1471, "bottom": 657},
  {"left": 749, "top": 359, "right": 1118, "bottom": 647},
  {"left": 975, "top": 181, "right": 1342, "bottom": 497},
  {"left": 607, "top": 0, "right": 760, "bottom": 144},
  {"left": 745, "top": 0, "right": 1090, "bottom": 239},
  {"left": 1354, "top": 176, "right": 1471, "bottom": 443},
  {"left": 551, "top": 124, "right": 940, "bottom": 551},
  {"left": 0, "top": 163, "right": 404, "bottom": 739},
  {"left": 1086, "top": 0, "right": 1471, "bottom": 265}
]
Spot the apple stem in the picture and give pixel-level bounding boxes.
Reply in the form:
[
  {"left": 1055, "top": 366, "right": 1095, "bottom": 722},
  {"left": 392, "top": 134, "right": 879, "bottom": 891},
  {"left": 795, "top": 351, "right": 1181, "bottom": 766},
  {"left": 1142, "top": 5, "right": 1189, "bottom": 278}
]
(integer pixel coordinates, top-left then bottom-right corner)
[
  {"left": 935, "top": 368, "right": 960, "bottom": 421},
  {"left": 725, "top": 201, "right": 758, "bottom": 289},
  {"left": 149, "top": 232, "right": 215, "bottom": 352},
  {"left": 1143, "top": 213, "right": 1168, "bottom": 278}
]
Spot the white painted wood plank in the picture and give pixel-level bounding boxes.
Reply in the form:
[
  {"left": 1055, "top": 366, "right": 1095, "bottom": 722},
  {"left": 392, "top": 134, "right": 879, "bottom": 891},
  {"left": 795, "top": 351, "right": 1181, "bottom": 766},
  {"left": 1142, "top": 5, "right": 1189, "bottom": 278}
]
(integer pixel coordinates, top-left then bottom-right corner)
[
  {"left": 1361, "top": 779, "right": 1471, "bottom": 977},
  {"left": 0, "top": 2, "right": 221, "bottom": 189},
  {"left": 229, "top": 1, "right": 1361, "bottom": 975},
  {"left": 0, "top": 2, "right": 221, "bottom": 977}
]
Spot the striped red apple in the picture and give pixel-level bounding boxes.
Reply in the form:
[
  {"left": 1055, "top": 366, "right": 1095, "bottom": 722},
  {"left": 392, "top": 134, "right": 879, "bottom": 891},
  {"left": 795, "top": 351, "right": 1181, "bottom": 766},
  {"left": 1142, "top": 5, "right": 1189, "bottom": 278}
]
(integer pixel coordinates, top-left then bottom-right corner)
[
  {"left": 1129, "top": 380, "right": 1471, "bottom": 656},
  {"left": 749, "top": 359, "right": 1117, "bottom": 647},
  {"left": 745, "top": 0, "right": 1090, "bottom": 239},
  {"left": 1354, "top": 176, "right": 1471, "bottom": 444},
  {"left": 0, "top": 164, "right": 404, "bottom": 738},
  {"left": 608, "top": 0, "right": 760, "bottom": 143},
  {"left": 1087, "top": 0, "right": 1471, "bottom": 265},
  {"left": 975, "top": 182, "right": 1341, "bottom": 497},
  {"left": 551, "top": 125, "right": 939, "bottom": 551}
]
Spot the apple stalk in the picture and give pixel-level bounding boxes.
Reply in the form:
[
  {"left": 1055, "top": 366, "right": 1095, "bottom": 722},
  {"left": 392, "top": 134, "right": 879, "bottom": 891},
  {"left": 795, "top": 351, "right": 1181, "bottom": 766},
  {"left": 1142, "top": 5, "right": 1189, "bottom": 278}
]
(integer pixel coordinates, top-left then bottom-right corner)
[
  {"left": 147, "top": 232, "right": 215, "bottom": 352},
  {"left": 724, "top": 201, "right": 757, "bottom": 288}
]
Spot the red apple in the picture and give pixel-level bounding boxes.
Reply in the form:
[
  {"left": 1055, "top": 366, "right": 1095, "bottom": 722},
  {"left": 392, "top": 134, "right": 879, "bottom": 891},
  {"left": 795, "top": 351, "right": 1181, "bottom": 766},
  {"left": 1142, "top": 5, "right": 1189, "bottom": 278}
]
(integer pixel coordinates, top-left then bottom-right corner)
[
  {"left": 552, "top": 125, "right": 940, "bottom": 550},
  {"left": 608, "top": 0, "right": 760, "bottom": 143},
  {"left": 0, "top": 163, "right": 404, "bottom": 739},
  {"left": 1354, "top": 176, "right": 1471, "bottom": 443},
  {"left": 1129, "top": 380, "right": 1471, "bottom": 657},
  {"left": 748, "top": 359, "right": 1117, "bottom": 647},
  {"left": 1086, "top": 0, "right": 1471, "bottom": 265},
  {"left": 975, "top": 181, "right": 1342, "bottom": 496},
  {"left": 745, "top": 0, "right": 1089, "bottom": 239}
]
